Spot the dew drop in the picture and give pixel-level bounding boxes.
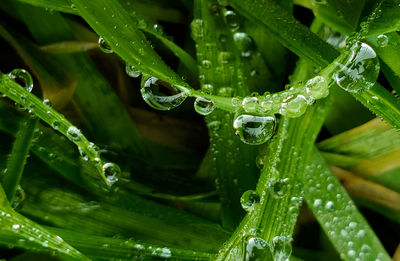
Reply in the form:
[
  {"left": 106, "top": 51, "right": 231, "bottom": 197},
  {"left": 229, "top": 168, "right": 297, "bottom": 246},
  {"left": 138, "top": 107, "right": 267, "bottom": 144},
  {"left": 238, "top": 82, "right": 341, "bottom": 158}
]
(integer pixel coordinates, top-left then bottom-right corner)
[
  {"left": 240, "top": 190, "right": 260, "bottom": 212},
  {"left": 269, "top": 178, "right": 289, "bottom": 199},
  {"left": 233, "top": 32, "right": 256, "bottom": 58},
  {"left": 245, "top": 237, "right": 272, "bottom": 261},
  {"left": 8, "top": 69, "right": 33, "bottom": 93},
  {"left": 325, "top": 201, "right": 335, "bottom": 210},
  {"left": 141, "top": 77, "right": 188, "bottom": 111},
  {"left": 233, "top": 114, "right": 276, "bottom": 145},
  {"left": 194, "top": 97, "right": 215, "bottom": 115},
  {"left": 242, "top": 97, "right": 259, "bottom": 113},
  {"left": 333, "top": 42, "right": 379, "bottom": 93},
  {"left": 313, "top": 199, "right": 322, "bottom": 208},
  {"left": 102, "top": 162, "right": 121, "bottom": 186},
  {"left": 98, "top": 37, "right": 113, "bottom": 53},
  {"left": 376, "top": 34, "right": 388, "bottom": 47},
  {"left": 271, "top": 236, "right": 292, "bottom": 261},
  {"left": 12, "top": 224, "right": 20, "bottom": 231},
  {"left": 280, "top": 95, "right": 308, "bottom": 118},
  {"left": 224, "top": 10, "right": 240, "bottom": 31},
  {"left": 52, "top": 121, "right": 60, "bottom": 130},
  {"left": 190, "top": 19, "right": 204, "bottom": 40},
  {"left": 125, "top": 64, "right": 141, "bottom": 78},
  {"left": 66, "top": 126, "right": 83, "bottom": 142},
  {"left": 305, "top": 76, "right": 329, "bottom": 101}
]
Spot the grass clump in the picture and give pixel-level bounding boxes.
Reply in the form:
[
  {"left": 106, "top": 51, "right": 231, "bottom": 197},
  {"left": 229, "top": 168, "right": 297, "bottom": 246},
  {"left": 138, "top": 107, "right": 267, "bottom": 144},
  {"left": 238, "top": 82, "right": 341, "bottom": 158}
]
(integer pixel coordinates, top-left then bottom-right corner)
[{"left": 0, "top": 0, "right": 399, "bottom": 260}]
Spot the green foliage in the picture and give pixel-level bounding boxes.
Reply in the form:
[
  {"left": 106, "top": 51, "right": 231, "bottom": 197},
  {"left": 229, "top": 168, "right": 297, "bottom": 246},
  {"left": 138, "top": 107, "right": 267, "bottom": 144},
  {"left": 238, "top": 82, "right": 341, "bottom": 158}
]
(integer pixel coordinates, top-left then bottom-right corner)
[{"left": 0, "top": 0, "right": 399, "bottom": 260}]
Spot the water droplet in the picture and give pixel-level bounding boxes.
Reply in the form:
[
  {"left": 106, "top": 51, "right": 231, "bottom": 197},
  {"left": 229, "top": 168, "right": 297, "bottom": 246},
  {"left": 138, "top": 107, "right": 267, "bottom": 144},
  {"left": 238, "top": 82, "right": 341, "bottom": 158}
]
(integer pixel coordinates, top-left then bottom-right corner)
[
  {"left": 233, "top": 32, "right": 256, "bottom": 58},
  {"left": 152, "top": 247, "right": 171, "bottom": 258},
  {"left": 376, "top": 34, "right": 388, "bottom": 47},
  {"left": 12, "top": 224, "right": 20, "bottom": 231},
  {"left": 269, "top": 178, "right": 289, "bottom": 198},
  {"left": 313, "top": 199, "right": 322, "bottom": 208},
  {"left": 218, "top": 87, "right": 235, "bottom": 97},
  {"left": 271, "top": 236, "right": 292, "bottom": 261},
  {"left": 202, "top": 59, "right": 212, "bottom": 69},
  {"left": 357, "top": 229, "right": 366, "bottom": 238},
  {"left": 245, "top": 237, "right": 272, "bottom": 261},
  {"left": 224, "top": 10, "right": 240, "bottom": 31},
  {"left": 98, "top": 37, "right": 113, "bottom": 53},
  {"left": 52, "top": 121, "right": 60, "bottom": 130},
  {"left": 191, "top": 19, "right": 204, "bottom": 40},
  {"left": 280, "top": 95, "right": 308, "bottom": 118},
  {"left": 66, "top": 126, "right": 83, "bottom": 142},
  {"left": 125, "top": 64, "right": 141, "bottom": 78},
  {"left": 8, "top": 69, "right": 33, "bottom": 92},
  {"left": 102, "top": 162, "right": 121, "bottom": 186},
  {"left": 194, "top": 97, "right": 214, "bottom": 115},
  {"left": 325, "top": 201, "right": 335, "bottom": 210},
  {"left": 242, "top": 97, "right": 259, "bottom": 113},
  {"left": 240, "top": 190, "right": 260, "bottom": 212},
  {"left": 141, "top": 77, "right": 188, "bottom": 111},
  {"left": 305, "top": 76, "right": 329, "bottom": 101},
  {"left": 333, "top": 42, "right": 379, "bottom": 93},
  {"left": 233, "top": 114, "right": 276, "bottom": 145}
]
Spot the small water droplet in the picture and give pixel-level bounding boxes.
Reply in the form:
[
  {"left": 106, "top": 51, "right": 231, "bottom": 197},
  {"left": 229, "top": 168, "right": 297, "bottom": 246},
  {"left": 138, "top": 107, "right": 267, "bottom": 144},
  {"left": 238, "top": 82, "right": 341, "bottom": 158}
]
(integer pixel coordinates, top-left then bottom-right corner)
[
  {"left": 376, "top": 34, "right": 388, "bottom": 47},
  {"left": 233, "top": 114, "right": 276, "bottom": 145},
  {"left": 224, "top": 10, "right": 240, "bottom": 31},
  {"left": 305, "top": 76, "right": 329, "bottom": 101},
  {"left": 102, "top": 162, "right": 121, "bottom": 186},
  {"left": 125, "top": 64, "right": 141, "bottom": 78},
  {"left": 271, "top": 236, "right": 292, "bottom": 261},
  {"left": 194, "top": 97, "right": 214, "bottom": 115},
  {"left": 12, "top": 224, "right": 20, "bottom": 231},
  {"left": 280, "top": 95, "right": 308, "bottom": 118},
  {"left": 269, "top": 178, "right": 289, "bottom": 199},
  {"left": 240, "top": 190, "right": 260, "bottom": 212},
  {"left": 325, "top": 201, "right": 335, "bottom": 210},
  {"left": 52, "top": 121, "right": 60, "bottom": 130},
  {"left": 245, "top": 237, "right": 272, "bottom": 261},
  {"left": 333, "top": 42, "right": 379, "bottom": 93},
  {"left": 141, "top": 77, "right": 188, "bottom": 110},
  {"left": 152, "top": 247, "right": 171, "bottom": 258},
  {"left": 98, "top": 37, "right": 113, "bottom": 53},
  {"left": 233, "top": 32, "right": 256, "bottom": 58},
  {"left": 313, "top": 199, "right": 322, "bottom": 208},
  {"left": 242, "top": 97, "right": 259, "bottom": 113},
  {"left": 66, "top": 126, "right": 83, "bottom": 142},
  {"left": 190, "top": 19, "right": 204, "bottom": 40},
  {"left": 8, "top": 69, "right": 33, "bottom": 92}
]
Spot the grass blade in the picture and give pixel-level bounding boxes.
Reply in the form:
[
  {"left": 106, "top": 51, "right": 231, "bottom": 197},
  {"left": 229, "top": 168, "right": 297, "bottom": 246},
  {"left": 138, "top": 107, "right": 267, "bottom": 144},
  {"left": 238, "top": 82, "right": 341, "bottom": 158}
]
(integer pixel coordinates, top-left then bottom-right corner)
[
  {"left": 0, "top": 185, "right": 89, "bottom": 260},
  {"left": 1, "top": 115, "right": 37, "bottom": 203},
  {"left": 231, "top": 0, "right": 400, "bottom": 131},
  {"left": 304, "top": 149, "right": 391, "bottom": 261}
]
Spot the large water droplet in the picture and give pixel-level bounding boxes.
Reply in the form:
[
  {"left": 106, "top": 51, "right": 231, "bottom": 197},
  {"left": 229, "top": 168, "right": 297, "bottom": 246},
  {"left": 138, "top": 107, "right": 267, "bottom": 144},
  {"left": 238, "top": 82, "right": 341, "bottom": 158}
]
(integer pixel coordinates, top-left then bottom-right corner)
[
  {"left": 98, "top": 37, "right": 113, "bottom": 53},
  {"left": 233, "top": 32, "right": 256, "bottom": 58},
  {"left": 333, "top": 42, "right": 379, "bottom": 93},
  {"left": 245, "top": 237, "right": 273, "bottom": 261},
  {"left": 240, "top": 190, "right": 260, "bottom": 212},
  {"left": 233, "top": 114, "right": 276, "bottom": 145},
  {"left": 125, "top": 64, "right": 141, "bottom": 78},
  {"left": 194, "top": 97, "right": 215, "bottom": 115},
  {"left": 141, "top": 77, "right": 188, "bottom": 111},
  {"left": 280, "top": 95, "right": 308, "bottom": 118},
  {"left": 66, "top": 126, "right": 83, "bottom": 142},
  {"left": 8, "top": 69, "right": 33, "bottom": 93},
  {"left": 102, "top": 162, "right": 121, "bottom": 186}
]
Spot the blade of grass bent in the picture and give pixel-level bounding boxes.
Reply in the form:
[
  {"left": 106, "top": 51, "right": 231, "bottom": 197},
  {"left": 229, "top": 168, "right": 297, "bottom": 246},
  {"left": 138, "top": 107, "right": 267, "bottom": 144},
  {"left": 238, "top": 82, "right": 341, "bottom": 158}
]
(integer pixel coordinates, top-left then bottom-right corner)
[
  {"left": 0, "top": 73, "right": 109, "bottom": 185},
  {"left": 230, "top": 0, "right": 400, "bottom": 131},
  {"left": 71, "top": 0, "right": 188, "bottom": 88}
]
